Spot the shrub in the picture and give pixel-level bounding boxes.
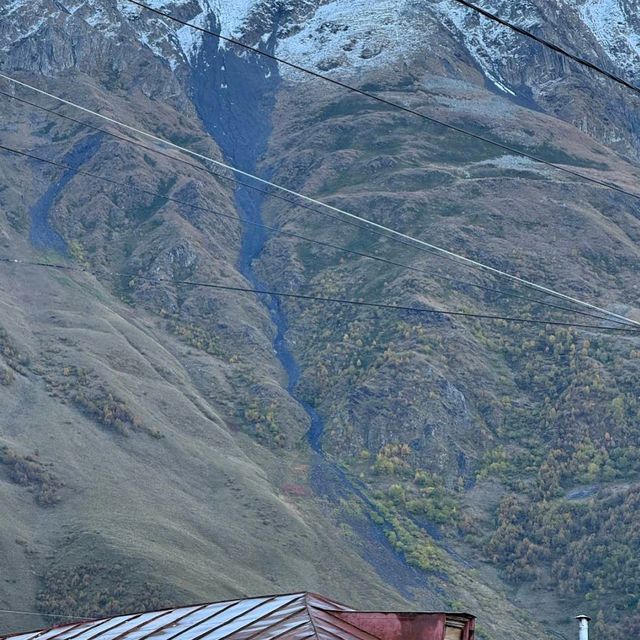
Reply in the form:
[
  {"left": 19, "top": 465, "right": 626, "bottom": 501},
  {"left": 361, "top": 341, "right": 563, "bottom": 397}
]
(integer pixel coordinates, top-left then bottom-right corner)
[{"left": 0, "top": 447, "right": 63, "bottom": 506}]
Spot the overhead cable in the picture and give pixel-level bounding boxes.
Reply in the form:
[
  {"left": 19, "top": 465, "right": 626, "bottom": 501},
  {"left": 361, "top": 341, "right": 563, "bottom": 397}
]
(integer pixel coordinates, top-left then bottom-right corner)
[
  {"left": 0, "top": 608, "right": 93, "bottom": 620},
  {"left": 0, "top": 74, "right": 637, "bottom": 329},
  {"left": 1, "top": 258, "right": 639, "bottom": 334},
  {"left": 123, "top": 0, "right": 640, "bottom": 204},
  {"left": 0, "top": 140, "right": 626, "bottom": 327},
  {"left": 1, "top": 86, "right": 608, "bottom": 324},
  {"left": 450, "top": 0, "right": 640, "bottom": 97},
  {"left": 1, "top": 88, "right": 536, "bottom": 299}
]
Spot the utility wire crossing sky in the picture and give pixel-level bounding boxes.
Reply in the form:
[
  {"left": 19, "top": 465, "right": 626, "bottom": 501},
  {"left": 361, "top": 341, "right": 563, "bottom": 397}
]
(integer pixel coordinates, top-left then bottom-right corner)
[{"left": 1, "top": 72, "right": 638, "bottom": 329}]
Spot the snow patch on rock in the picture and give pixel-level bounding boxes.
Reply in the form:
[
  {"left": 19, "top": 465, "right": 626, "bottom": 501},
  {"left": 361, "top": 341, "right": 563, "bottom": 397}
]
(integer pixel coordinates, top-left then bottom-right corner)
[
  {"left": 432, "top": 0, "right": 540, "bottom": 96},
  {"left": 4, "top": 0, "right": 30, "bottom": 14},
  {"left": 212, "top": 0, "right": 258, "bottom": 41},
  {"left": 577, "top": 0, "right": 640, "bottom": 79},
  {"left": 114, "top": 0, "right": 213, "bottom": 66},
  {"left": 275, "top": 0, "right": 426, "bottom": 80},
  {"left": 117, "top": 0, "right": 261, "bottom": 63}
]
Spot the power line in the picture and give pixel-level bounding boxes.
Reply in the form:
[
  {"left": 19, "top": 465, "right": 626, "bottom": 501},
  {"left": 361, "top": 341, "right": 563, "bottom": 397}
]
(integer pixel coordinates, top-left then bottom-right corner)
[
  {"left": 1, "top": 75, "right": 637, "bottom": 330},
  {"left": 1, "top": 88, "right": 636, "bottom": 332},
  {"left": 449, "top": 0, "right": 640, "bottom": 97},
  {"left": 0, "top": 608, "right": 93, "bottom": 620},
  {"left": 2, "top": 257, "right": 639, "bottom": 334},
  {"left": 0, "top": 87, "right": 391, "bottom": 245},
  {"left": 3, "top": 88, "right": 532, "bottom": 298},
  {"left": 124, "top": 0, "right": 640, "bottom": 204},
  {"left": 2, "top": 86, "right": 617, "bottom": 328},
  {"left": 0, "top": 140, "right": 626, "bottom": 327}
]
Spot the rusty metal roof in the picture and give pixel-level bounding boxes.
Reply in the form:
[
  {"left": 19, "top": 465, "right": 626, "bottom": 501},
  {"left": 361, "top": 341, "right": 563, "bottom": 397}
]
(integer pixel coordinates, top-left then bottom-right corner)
[{"left": 1, "top": 593, "right": 475, "bottom": 640}]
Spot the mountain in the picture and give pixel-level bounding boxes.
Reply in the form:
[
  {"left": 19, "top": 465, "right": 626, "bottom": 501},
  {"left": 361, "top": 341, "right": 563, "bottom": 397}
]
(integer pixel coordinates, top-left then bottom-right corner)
[{"left": 1, "top": 1, "right": 639, "bottom": 640}]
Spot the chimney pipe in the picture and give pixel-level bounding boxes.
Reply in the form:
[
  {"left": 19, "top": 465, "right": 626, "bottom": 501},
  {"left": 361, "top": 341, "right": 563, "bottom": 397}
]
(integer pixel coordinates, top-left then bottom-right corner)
[{"left": 576, "top": 615, "right": 590, "bottom": 640}]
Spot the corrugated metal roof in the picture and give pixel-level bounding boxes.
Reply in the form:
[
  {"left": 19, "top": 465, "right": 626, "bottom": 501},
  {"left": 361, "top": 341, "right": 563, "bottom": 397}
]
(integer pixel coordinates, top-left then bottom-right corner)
[{"left": 1, "top": 593, "right": 475, "bottom": 640}]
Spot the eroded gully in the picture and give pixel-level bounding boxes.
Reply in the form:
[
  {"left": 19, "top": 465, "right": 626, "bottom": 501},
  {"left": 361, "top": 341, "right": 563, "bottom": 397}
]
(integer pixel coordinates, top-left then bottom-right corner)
[{"left": 191, "top": 34, "right": 429, "bottom": 597}]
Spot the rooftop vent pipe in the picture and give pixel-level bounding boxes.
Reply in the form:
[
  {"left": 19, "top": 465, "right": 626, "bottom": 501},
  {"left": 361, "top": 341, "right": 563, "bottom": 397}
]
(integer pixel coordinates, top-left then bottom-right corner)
[{"left": 576, "top": 615, "right": 591, "bottom": 640}]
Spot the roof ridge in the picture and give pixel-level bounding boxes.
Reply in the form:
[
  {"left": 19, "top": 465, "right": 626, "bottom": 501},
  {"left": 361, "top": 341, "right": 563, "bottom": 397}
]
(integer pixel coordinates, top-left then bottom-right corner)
[
  {"left": 302, "top": 594, "right": 352, "bottom": 612},
  {"left": 302, "top": 594, "right": 320, "bottom": 640}
]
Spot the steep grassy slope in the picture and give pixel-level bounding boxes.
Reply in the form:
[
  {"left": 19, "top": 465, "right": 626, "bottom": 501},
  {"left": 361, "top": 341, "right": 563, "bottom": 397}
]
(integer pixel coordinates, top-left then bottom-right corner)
[{"left": 0, "top": 246, "right": 429, "bottom": 623}]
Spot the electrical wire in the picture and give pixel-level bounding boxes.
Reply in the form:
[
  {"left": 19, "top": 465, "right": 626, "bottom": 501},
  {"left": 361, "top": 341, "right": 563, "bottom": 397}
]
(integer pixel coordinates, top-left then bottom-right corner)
[
  {"left": 0, "top": 140, "right": 627, "bottom": 327},
  {"left": 1, "top": 86, "right": 636, "bottom": 330},
  {"left": 449, "top": 0, "right": 640, "bottom": 97},
  {"left": 124, "top": 0, "right": 640, "bottom": 203},
  {"left": 2, "top": 87, "right": 622, "bottom": 329},
  {"left": 1, "top": 75, "right": 637, "bottom": 329},
  {"left": 0, "top": 609, "right": 93, "bottom": 620},
  {"left": 2, "top": 257, "right": 639, "bottom": 334},
  {"left": 3, "top": 87, "right": 537, "bottom": 299},
  {"left": 0, "top": 86, "right": 391, "bottom": 247}
]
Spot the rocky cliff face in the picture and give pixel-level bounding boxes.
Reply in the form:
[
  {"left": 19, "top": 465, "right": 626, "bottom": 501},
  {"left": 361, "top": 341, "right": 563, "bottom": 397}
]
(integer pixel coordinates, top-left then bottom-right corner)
[{"left": 1, "top": 2, "right": 640, "bottom": 640}]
